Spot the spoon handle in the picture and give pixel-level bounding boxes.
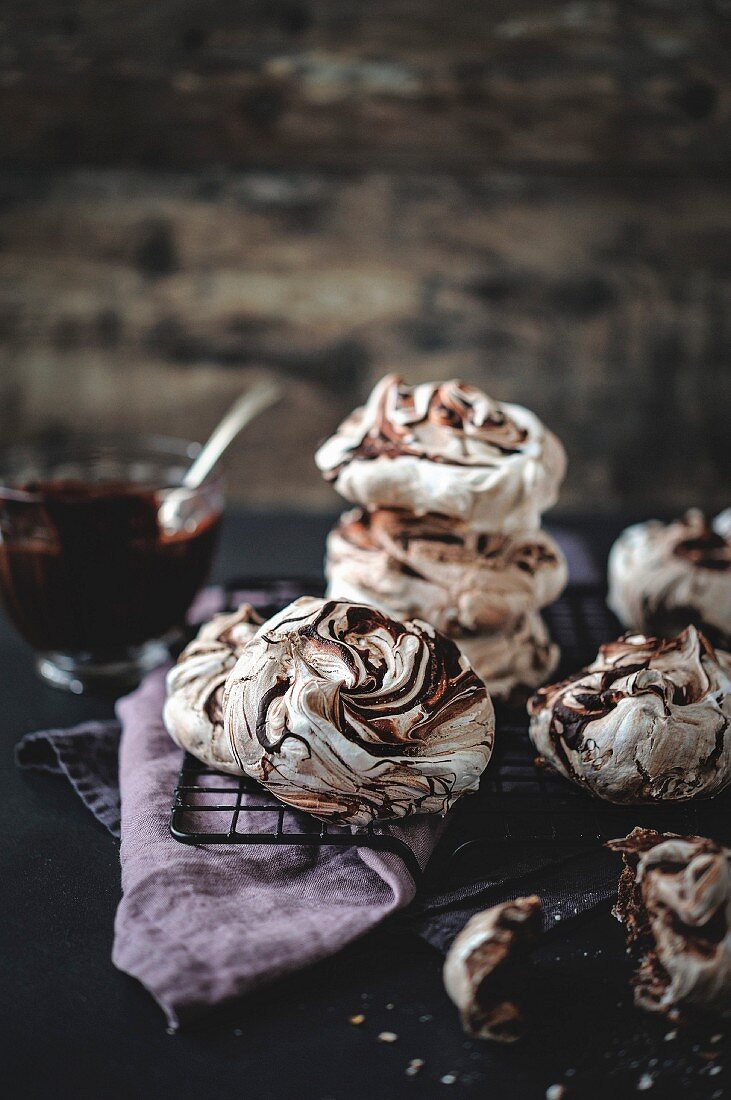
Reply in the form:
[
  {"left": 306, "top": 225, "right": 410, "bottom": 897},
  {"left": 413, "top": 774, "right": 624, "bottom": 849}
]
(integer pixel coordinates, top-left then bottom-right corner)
[{"left": 183, "top": 380, "right": 282, "bottom": 489}]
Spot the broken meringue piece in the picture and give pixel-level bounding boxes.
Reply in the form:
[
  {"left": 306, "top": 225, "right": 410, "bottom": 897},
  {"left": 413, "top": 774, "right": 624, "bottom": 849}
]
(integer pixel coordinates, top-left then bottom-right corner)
[
  {"left": 608, "top": 510, "right": 731, "bottom": 649},
  {"left": 607, "top": 828, "right": 731, "bottom": 1018},
  {"left": 443, "top": 896, "right": 543, "bottom": 1041},
  {"left": 163, "top": 604, "right": 263, "bottom": 773},
  {"left": 315, "top": 375, "right": 566, "bottom": 533},
  {"left": 222, "top": 596, "right": 495, "bottom": 826},
  {"left": 528, "top": 627, "right": 731, "bottom": 803}
]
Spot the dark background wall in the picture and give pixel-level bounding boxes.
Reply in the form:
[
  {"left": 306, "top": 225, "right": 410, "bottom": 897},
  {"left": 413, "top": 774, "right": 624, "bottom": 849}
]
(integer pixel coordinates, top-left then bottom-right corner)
[{"left": 0, "top": 1, "right": 729, "bottom": 514}]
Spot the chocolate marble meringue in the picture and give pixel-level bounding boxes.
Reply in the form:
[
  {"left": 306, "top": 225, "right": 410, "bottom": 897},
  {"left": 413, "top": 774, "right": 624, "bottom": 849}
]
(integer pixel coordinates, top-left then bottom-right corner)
[
  {"left": 607, "top": 510, "right": 731, "bottom": 649},
  {"left": 163, "top": 604, "right": 263, "bottom": 773},
  {"left": 222, "top": 596, "right": 495, "bottom": 826},
  {"left": 325, "top": 507, "right": 567, "bottom": 635},
  {"left": 608, "top": 828, "right": 731, "bottom": 1018},
  {"left": 315, "top": 375, "right": 567, "bottom": 533},
  {"left": 459, "top": 613, "right": 560, "bottom": 701},
  {"left": 528, "top": 627, "right": 731, "bottom": 803},
  {"left": 443, "top": 897, "right": 543, "bottom": 1041}
]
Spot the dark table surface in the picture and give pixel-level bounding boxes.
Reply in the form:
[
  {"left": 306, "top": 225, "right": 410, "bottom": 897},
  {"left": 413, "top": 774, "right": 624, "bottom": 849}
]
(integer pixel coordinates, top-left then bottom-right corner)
[{"left": 2, "top": 512, "right": 727, "bottom": 1100}]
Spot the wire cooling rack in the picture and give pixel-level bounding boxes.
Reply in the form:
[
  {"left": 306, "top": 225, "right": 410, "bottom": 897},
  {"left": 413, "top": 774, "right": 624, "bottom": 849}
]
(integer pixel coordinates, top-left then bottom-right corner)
[
  {"left": 170, "top": 754, "right": 424, "bottom": 882},
  {"left": 170, "top": 577, "right": 731, "bottom": 881}
]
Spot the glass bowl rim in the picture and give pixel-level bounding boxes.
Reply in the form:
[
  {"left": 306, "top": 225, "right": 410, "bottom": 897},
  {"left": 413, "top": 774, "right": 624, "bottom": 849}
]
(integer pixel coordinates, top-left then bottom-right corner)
[{"left": 0, "top": 433, "right": 225, "bottom": 503}]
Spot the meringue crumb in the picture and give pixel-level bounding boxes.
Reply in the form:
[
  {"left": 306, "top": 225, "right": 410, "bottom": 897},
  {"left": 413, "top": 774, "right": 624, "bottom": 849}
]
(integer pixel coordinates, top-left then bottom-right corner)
[
  {"left": 546, "top": 1087, "right": 567, "bottom": 1100},
  {"left": 440, "top": 1073, "right": 458, "bottom": 1085},
  {"left": 711, "top": 1034, "right": 723, "bottom": 1044},
  {"left": 637, "top": 1074, "right": 654, "bottom": 1091},
  {"left": 233, "top": 1028, "right": 243, "bottom": 1037},
  {"left": 419, "top": 1014, "right": 433, "bottom": 1023},
  {"left": 709, "top": 1066, "right": 722, "bottom": 1076},
  {"left": 386, "top": 1002, "right": 395, "bottom": 1010},
  {"left": 405, "top": 1059, "right": 425, "bottom": 1077},
  {"left": 377, "top": 1031, "right": 398, "bottom": 1043},
  {"left": 348, "top": 1014, "right": 365, "bottom": 1026},
  {"left": 664, "top": 1031, "right": 677, "bottom": 1042}
]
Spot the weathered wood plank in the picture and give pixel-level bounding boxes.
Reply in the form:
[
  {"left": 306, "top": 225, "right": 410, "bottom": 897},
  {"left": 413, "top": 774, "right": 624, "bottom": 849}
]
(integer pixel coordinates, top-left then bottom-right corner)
[
  {"left": 0, "top": 169, "right": 728, "bottom": 514},
  {"left": 0, "top": 1, "right": 729, "bottom": 171}
]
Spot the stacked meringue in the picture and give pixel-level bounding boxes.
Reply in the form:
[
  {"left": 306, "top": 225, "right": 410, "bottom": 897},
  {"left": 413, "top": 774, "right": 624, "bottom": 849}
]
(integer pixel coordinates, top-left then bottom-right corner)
[{"left": 316, "top": 375, "right": 568, "bottom": 700}]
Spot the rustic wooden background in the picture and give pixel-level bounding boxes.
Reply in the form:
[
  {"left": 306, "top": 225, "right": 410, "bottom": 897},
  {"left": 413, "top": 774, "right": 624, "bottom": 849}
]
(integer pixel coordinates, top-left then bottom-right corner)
[{"left": 0, "top": 1, "right": 729, "bottom": 515}]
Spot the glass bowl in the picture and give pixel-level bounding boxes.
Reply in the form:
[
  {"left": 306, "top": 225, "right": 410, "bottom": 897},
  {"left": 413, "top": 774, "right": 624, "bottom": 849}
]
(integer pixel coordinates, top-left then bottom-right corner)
[{"left": 0, "top": 435, "right": 224, "bottom": 693}]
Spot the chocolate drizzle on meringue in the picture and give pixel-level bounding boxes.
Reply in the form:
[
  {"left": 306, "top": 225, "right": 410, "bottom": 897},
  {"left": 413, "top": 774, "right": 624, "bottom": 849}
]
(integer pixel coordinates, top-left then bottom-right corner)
[
  {"left": 326, "top": 507, "right": 567, "bottom": 641},
  {"left": 315, "top": 375, "right": 567, "bottom": 532},
  {"left": 256, "top": 600, "right": 475, "bottom": 758},
  {"left": 222, "top": 596, "right": 495, "bottom": 826},
  {"left": 607, "top": 828, "right": 731, "bottom": 1017},
  {"left": 354, "top": 377, "right": 530, "bottom": 465},
  {"left": 163, "top": 604, "right": 264, "bottom": 774},
  {"left": 529, "top": 627, "right": 731, "bottom": 803}
]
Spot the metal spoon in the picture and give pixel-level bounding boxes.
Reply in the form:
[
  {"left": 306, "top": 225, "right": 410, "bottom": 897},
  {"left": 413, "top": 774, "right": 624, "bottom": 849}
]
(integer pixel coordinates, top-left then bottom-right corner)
[{"left": 159, "top": 379, "right": 282, "bottom": 534}]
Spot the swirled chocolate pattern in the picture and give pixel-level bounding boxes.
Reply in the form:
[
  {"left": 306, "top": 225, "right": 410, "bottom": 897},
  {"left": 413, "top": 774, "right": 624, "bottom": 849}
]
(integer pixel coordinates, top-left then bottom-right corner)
[
  {"left": 315, "top": 375, "right": 567, "bottom": 533},
  {"left": 325, "top": 507, "right": 567, "bottom": 635},
  {"left": 608, "top": 510, "right": 731, "bottom": 648},
  {"left": 163, "top": 604, "right": 263, "bottom": 773},
  {"left": 222, "top": 597, "right": 495, "bottom": 826},
  {"left": 459, "top": 613, "right": 560, "bottom": 702},
  {"left": 529, "top": 628, "right": 731, "bottom": 803},
  {"left": 608, "top": 828, "right": 731, "bottom": 1018}
]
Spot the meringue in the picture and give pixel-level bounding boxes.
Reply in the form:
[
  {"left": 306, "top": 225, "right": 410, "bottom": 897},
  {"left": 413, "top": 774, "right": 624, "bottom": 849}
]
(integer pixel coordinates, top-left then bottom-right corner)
[
  {"left": 315, "top": 375, "right": 567, "bottom": 533},
  {"left": 222, "top": 596, "right": 495, "bottom": 826},
  {"left": 163, "top": 604, "right": 263, "bottom": 773},
  {"left": 714, "top": 508, "right": 731, "bottom": 540},
  {"left": 529, "top": 627, "right": 731, "bottom": 803},
  {"left": 608, "top": 828, "right": 731, "bottom": 1018},
  {"left": 608, "top": 510, "right": 731, "bottom": 648},
  {"left": 325, "top": 507, "right": 567, "bottom": 635},
  {"left": 459, "top": 613, "right": 560, "bottom": 701},
  {"left": 443, "top": 897, "right": 543, "bottom": 1041}
]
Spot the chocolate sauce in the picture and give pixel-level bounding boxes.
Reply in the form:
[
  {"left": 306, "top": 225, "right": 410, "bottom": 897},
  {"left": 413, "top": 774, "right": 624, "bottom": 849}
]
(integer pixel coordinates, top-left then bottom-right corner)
[{"left": 0, "top": 480, "right": 221, "bottom": 654}]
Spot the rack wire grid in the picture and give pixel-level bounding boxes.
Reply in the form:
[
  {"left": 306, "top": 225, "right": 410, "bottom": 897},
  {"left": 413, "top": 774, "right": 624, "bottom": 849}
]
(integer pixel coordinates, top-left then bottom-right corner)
[{"left": 170, "top": 577, "right": 731, "bottom": 883}]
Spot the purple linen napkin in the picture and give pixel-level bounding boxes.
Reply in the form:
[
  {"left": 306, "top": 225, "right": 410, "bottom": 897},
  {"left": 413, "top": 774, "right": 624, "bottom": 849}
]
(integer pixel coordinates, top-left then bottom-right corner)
[
  {"left": 114, "top": 666, "right": 441, "bottom": 1028},
  {"left": 16, "top": 720, "right": 122, "bottom": 835},
  {"left": 16, "top": 662, "right": 442, "bottom": 1028}
]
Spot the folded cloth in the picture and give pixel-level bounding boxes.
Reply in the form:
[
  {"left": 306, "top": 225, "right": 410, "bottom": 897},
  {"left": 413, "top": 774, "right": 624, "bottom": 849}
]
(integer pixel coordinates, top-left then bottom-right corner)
[
  {"left": 19, "top": 665, "right": 442, "bottom": 1029},
  {"left": 16, "top": 720, "right": 122, "bottom": 835}
]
